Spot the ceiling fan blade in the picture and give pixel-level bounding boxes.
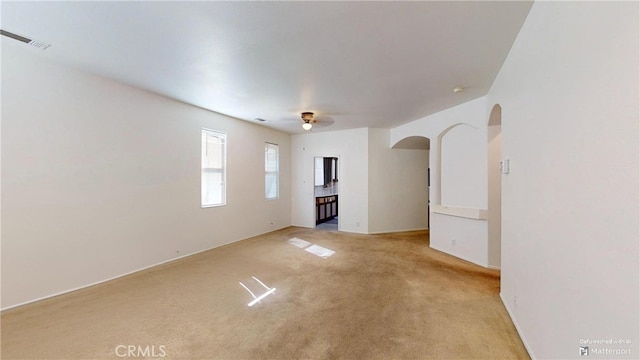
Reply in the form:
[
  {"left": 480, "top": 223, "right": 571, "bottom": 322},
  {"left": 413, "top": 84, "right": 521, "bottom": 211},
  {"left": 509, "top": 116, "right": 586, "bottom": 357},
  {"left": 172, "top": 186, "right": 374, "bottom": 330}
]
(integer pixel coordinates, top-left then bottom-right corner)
[{"left": 312, "top": 115, "right": 335, "bottom": 127}]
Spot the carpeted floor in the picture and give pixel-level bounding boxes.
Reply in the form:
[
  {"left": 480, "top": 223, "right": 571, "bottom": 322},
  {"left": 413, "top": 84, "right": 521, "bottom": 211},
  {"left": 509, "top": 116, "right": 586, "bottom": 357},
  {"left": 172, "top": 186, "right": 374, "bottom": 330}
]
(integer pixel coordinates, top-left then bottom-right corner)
[
  {"left": 1, "top": 227, "right": 529, "bottom": 359},
  {"left": 316, "top": 217, "right": 338, "bottom": 231}
]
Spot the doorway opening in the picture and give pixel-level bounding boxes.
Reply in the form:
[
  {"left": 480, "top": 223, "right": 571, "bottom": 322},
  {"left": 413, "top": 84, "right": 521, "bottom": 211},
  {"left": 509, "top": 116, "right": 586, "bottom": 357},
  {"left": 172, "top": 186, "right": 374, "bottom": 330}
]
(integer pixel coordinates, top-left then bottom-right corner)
[
  {"left": 314, "top": 156, "right": 339, "bottom": 231},
  {"left": 390, "top": 136, "right": 430, "bottom": 230},
  {"left": 487, "top": 104, "right": 502, "bottom": 268}
]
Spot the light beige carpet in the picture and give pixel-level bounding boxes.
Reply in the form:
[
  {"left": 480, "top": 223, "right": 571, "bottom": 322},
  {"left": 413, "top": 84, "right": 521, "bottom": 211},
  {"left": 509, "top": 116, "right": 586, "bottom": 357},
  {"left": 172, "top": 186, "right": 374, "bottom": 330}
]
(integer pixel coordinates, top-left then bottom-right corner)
[{"left": 1, "top": 227, "right": 529, "bottom": 359}]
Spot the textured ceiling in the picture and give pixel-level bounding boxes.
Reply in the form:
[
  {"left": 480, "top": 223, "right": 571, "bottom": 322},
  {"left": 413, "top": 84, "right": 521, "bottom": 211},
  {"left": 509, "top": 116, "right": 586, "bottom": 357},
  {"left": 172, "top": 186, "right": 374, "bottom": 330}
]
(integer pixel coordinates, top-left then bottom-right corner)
[{"left": 1, "top": 1, "right": 533, "bottom": 134}]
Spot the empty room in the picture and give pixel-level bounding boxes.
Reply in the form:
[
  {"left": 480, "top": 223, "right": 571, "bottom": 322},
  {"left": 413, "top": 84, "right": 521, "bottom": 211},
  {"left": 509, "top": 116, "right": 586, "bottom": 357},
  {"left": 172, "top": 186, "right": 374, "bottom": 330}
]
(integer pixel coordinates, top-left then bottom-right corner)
[{"left": 1, "top": 1, "right": 638, "bottom": 359}]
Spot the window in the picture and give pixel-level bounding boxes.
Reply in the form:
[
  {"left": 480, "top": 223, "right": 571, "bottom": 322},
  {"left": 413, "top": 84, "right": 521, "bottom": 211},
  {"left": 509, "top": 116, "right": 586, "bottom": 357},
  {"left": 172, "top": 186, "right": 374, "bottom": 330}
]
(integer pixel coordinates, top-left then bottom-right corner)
[
  {"left": 202, "top": 129, "right": 226, "bottom": 207},
  {"left": 265, "top": 143, "right": 279, "bottom": 199}
]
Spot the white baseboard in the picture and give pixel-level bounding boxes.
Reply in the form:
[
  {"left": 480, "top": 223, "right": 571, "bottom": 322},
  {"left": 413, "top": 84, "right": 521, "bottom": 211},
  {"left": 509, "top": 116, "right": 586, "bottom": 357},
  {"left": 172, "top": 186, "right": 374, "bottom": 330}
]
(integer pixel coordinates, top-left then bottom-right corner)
[
  {"left": 1, "top": 226, "right": 291, "bottom": 312},
  {"left": 500, "top": 292, "right": 535, "bottom": 359},
  {"left": 429, "top": 243, "right": 489, "bottom": 268},
  {"left": 367, "top": 227, "right": 429, "bottom": 235}
]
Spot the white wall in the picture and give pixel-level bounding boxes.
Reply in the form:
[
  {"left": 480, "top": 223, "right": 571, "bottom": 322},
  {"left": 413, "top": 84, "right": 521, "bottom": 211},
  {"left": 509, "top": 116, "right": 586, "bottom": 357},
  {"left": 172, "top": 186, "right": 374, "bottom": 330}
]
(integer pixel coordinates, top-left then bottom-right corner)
[
  {"left": 291, "top": 127, "right": 428, "bottom": 235},
  {"left": 1, "top": 44, "right": 291, "bottom": 309},
  {"left": 368, "top": 128, "right": 428, "bottom": 234},
  {"left": 429, "top": 213, "right": 488, "bottom": 265},
  {"left": 391, "top": 97, "right": 490, "bottom": 267},
  {"left": 291, "top": 128, "right": 369, "bottom": 233},
  {"left": 487, "top": 125, "right": 502, "bottom": 268},
  {"left": 488, "top": 2, "right": 639, "bottom": 358},
  {"left": 440, "top": 123, "right": 486, "bottom": 209}
]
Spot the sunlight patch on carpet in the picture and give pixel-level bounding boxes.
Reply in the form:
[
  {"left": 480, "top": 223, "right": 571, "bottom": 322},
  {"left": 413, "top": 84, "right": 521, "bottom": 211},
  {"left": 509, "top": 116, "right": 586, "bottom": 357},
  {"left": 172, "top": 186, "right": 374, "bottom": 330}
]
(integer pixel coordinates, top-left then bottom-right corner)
[
  {"left": 304, "top": 244, "right": 335, "bottom": 258},
  {"left": 239, "top": 276, "right": 276, "bottom": 307},
  {"left": 287, "top": 237, "right": 335, "bottom": 259},
  {"left": 287, "top": 237, "right": 311, "bottom": 249}
]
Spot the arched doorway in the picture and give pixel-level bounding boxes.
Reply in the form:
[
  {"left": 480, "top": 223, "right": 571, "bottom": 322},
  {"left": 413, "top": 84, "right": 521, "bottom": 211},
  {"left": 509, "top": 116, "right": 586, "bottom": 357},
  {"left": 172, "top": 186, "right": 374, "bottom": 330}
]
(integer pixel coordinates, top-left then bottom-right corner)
[
  {"left": 391, "top": 136, "right": 430, "bottom": 228},
  {"left": 487, "top": 104, "right": 502, "bottom": 268}
]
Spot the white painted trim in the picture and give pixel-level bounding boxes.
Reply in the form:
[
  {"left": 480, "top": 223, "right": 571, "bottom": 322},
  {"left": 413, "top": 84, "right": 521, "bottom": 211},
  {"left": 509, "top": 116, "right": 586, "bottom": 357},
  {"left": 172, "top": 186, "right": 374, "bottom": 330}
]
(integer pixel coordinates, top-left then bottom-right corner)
[
  {"left": 487, "top": 265, "right": 501, "bottom": 271},
  {"left": 305, "top": 227, "right": 428, "bottom": 235},
  {"left": 431, "top": 204, "right": 488, "bottom": 220},
  {"left": 500, "top": 292, "right": 536, "bottom": 359},
  {"left": 367, "top": 227, "right": 429, "bottom": 235},
  {"left": 429, "top": 243, "right": 489, "bottom": 268},
  {"left": 1, "top": 226, "right": 291, "bottom": 311}
]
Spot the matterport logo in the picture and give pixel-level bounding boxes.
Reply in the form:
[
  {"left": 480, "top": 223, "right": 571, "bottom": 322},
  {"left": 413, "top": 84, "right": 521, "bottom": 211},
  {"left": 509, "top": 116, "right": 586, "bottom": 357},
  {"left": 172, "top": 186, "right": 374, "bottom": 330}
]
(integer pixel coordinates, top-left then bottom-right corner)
[
  {"left": 579, "top": 338, "right": 632, "bottom": 357},
  {"left": 115, "top": 345, "right": 167, "bottom": 358}
]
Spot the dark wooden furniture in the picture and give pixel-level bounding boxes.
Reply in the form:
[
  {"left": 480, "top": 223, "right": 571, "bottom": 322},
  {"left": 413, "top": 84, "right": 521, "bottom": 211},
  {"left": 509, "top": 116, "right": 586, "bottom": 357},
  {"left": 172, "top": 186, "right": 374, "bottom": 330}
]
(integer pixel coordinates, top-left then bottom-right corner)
[{"left": 316, "top": 195, "right": 338, "bottom": 225}]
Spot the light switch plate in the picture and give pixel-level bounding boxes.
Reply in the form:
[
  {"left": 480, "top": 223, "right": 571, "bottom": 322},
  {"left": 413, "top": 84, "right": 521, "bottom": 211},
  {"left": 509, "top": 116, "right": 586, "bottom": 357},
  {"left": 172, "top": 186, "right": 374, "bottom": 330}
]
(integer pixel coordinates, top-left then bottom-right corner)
[{"left": 500, "top": 159, "right": 510, "bottom": 174}]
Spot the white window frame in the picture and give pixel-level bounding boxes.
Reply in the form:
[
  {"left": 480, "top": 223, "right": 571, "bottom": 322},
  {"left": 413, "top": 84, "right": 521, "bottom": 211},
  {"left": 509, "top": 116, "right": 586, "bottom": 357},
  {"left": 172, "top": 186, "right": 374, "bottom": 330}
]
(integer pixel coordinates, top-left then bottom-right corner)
[
  {"left": 265, "top": 142, "right": 279, "bottom": 200},
  {"left": 201, "top": 129, "right": 227, "bottom": 207}
]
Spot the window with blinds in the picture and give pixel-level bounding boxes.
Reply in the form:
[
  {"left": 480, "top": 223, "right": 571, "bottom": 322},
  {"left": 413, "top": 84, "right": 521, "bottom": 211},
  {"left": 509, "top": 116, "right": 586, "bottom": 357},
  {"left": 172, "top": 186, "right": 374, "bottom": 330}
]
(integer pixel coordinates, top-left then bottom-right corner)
[
  {"left": 265, "top": 143, "right": 279, "bottom": 199},
  {"left": 202, "top": 129, "right": 226, "bottom": 207}
]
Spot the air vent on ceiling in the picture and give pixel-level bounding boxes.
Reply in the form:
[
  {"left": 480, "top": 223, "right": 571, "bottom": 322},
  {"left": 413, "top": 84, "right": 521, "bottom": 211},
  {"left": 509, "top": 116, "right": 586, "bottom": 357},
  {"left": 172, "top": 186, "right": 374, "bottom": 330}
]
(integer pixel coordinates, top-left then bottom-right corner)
[{"left": 1, "top": 29, "right": 51, "bottom": 50}]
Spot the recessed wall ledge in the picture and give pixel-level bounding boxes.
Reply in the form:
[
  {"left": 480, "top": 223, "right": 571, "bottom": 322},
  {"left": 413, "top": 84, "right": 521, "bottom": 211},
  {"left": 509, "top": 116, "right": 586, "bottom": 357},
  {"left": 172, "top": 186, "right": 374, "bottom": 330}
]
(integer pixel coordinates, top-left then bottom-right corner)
[{"left": 431, "top": 204, "right": 488, "bottom": 220}]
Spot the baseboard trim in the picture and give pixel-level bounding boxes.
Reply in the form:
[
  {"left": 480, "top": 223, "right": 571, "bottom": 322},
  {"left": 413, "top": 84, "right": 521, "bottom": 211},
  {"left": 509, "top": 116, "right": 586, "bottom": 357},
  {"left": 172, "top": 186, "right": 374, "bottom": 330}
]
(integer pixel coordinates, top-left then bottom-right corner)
[
  {"left": 367, "top": 227, "right": 429, "bottom": 235},
  {"left": 1, "top": 225, "right": 291, "bottom": 312},
  {"left": 500, "top": 292, "right": 535, "bottom": 359},
  {"left": 428, "top": 244, "right": 502, "bottom": 271},
  {"left": 429, "top": 243, "right": 489, "bottom": 268}
]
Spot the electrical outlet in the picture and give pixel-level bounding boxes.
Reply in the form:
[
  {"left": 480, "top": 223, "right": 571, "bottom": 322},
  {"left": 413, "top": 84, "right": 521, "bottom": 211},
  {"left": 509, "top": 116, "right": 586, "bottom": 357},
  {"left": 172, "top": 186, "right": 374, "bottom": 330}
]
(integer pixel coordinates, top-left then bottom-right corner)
[
  {"left": 356, "top": 221, "right": 360, "bottom": 227},
  {"left": 451, "top": 239, "right": 456, "bottom": 246},
  {"left": 513, "top": 296, "right": 518, "bottom": 307}
]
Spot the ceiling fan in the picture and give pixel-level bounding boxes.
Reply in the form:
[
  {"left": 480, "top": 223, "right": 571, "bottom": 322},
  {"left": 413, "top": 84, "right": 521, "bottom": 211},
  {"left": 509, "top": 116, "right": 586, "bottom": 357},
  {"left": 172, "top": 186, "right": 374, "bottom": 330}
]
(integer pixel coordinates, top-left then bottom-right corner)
[{"left": 298, "top": 112, "right": 335, "bottom": 131}]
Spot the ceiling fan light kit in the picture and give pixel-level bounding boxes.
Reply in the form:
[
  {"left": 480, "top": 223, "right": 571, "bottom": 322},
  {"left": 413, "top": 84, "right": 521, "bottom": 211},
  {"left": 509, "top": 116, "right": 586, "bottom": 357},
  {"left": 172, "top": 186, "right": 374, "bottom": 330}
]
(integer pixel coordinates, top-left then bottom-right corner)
[{"left": 301, "top": 112, "right": 314, "bottom": 130}]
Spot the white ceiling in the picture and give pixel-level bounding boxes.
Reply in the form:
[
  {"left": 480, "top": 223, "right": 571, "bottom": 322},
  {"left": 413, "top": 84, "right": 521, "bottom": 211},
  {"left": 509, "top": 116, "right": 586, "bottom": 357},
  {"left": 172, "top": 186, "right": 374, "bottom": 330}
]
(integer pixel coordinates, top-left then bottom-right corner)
[{"left": 1, "top": 1, "right": 532, "bottom": 134}]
